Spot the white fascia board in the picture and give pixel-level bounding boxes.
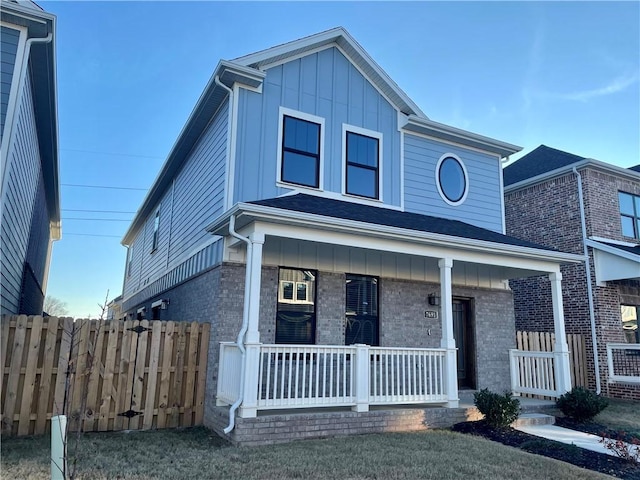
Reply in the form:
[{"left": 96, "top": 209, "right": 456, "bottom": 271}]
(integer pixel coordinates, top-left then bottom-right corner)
[
  {"left": 208, "top": 203, "right": 584, "bottom": 267},
  {"left": 586, "top": 239, "right": 640, "bottom": 263},
  {"left": 402, "top": 115, "right": 521, "bottom": 158},
  {"left": 122, "top": 61, "right": 264, "bottom": 245},
  {"left": 504, "top": 159, "right": 640, "bottom": 193},
  {"left": 232, "top": 27, "right": 425, "bottom": 117}
]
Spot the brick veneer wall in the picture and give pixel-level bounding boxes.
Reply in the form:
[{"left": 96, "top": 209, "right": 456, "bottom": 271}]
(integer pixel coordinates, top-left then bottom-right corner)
[{"left": 505, "top": 166, "right": 640, "bottom": 399}]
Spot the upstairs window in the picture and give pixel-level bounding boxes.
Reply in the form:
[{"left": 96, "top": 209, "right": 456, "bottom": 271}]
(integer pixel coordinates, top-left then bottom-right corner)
[
  {"left": 619, "top": 192, "right": 640, "bottom": 239},
  {"left": 151, "top": 211, "right": 160, "bottom": 252},
  {"left": 279, "top": 111, "right": 322, "bottom": 189},
  {"left": 436, "top": 154, "right": 468, "bottom": 206},
  {"left": 126, "top": 246, "right": 133, "bottom": 277},
  {"left": 344, "top": 127, "right": 381, "bottom": 200}
]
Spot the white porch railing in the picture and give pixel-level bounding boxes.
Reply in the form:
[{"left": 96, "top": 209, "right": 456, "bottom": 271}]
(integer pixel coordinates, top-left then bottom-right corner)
[
  {"left": 607, "top": 343, "right": 640, "bottom": 384},
  {"left": 217, "top": 343, "right": 243, "bottom": 405},
  {"left": 369, "top": 347, "right": 447, "bottom": 404},
  {"left": 509, "top": 349, "right": 558, "bottom": 397},
  {"left": 217, "top": 343, "right": 448, "bottom": 411}
]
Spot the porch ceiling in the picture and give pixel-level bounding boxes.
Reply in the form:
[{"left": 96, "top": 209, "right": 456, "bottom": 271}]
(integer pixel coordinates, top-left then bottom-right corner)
[{"left": 208, "top": 196, "right": 583, "bottom": 279}]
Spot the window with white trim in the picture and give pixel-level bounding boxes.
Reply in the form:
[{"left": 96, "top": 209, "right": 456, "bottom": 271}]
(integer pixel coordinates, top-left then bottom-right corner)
[
  {"left": 344, "top": 128, "right": 381, "bottom": 199},
  {"left": 151, "top": 211, "right": 160, "bottom": 252},
  {"left": 279, "top": 113, "right": 322, "bottom": 188},
  {"left": 619, "top": 191, "right": 640, "bottom": 239},
  {"left": 436, "top": 154, "right": 469, "bottom": 206}
]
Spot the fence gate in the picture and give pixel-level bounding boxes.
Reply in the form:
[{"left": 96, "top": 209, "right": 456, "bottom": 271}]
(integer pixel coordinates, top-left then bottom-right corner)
[{"left": 1, "top": 316, "right": 210, "bottom": 436}]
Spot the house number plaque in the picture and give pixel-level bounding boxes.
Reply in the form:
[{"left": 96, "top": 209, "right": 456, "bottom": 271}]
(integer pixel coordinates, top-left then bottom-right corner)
[{"left": 424, "top": 310, "right": 438, "bottom": 319}]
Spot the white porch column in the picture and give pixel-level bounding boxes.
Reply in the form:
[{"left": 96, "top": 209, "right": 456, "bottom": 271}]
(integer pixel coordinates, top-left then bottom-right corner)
[
  {"left": 439, "top": 258, "right": 458, "bottom": 408},
  {"left": 352, "top": 344, "right": 370, "bottom": 412},
  {"left": 239, "top": 231, "right": 265, "bottom": 418},
  {"left": 550, "top": 271, "right": 572, "bottom": 395}
]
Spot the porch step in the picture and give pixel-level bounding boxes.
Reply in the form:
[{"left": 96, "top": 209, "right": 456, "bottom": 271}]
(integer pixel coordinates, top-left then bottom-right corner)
[{"left": 511, "top": 413, "right": 555, "bottom": 428}]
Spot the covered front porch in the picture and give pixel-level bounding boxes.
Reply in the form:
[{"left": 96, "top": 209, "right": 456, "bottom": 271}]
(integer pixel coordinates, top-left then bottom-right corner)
[{"left": 208, "top": 195, "right": 583, "bottom": 421}]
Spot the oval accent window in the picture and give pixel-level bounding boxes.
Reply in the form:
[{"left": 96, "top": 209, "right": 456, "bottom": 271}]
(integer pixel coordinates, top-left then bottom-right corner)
[{"left": 436, "top": 154, "right": 468, "bottom": 205}]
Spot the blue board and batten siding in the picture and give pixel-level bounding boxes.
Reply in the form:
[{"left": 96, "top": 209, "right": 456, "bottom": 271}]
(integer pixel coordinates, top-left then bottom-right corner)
[
  {"left": 233, "top": 47, "right": 401, "bottom": 207},
  {"left": 0, "top": 70, "right": 43, "bottom": 314},
  {"left": 404, "top": 134, "right": 504, "bottom": 233},
  {"left": 122, "top": 98, "right": 229, "bottom": 307},
  {"left": 0, "top": 26, "right": 20, "bottom": 141}
]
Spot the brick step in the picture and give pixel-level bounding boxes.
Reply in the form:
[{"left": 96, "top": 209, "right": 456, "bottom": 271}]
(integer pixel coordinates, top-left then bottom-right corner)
[{"left": 511, "top": 413, "right": 555, "bottom": 427}]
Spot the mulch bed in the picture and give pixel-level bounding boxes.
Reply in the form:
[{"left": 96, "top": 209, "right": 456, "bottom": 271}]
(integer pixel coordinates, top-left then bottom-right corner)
[{"left": 451, "top": 420, "right": 640, "bottom": 480}]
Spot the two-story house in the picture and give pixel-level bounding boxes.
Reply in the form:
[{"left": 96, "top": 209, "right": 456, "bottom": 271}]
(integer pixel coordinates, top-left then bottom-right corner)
[
  {"left": 121, "top": 28, "right": 582, "bottom": 443},
  {"left": 0, "top": 0, "right": 60, "bottom": 315},
  {"left": 505, "top": 145, "right": 640, "bottom": 400}
]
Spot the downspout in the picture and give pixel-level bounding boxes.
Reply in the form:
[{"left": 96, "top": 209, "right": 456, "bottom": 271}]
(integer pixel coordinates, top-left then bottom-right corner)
[
  {"left": 223, "top": 216, "right": 252, "bottom": 434},
  {"left": 573, "top": 167, "right": 601, "bottom": 394},
  {"left": 215, "top": 74, "right": 234, "bottom": 209}
]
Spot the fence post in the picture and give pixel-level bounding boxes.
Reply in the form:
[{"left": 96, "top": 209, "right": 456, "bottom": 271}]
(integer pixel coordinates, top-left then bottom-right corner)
[{"left": 352, "top": 344, "right": 370, "bottom": 412}]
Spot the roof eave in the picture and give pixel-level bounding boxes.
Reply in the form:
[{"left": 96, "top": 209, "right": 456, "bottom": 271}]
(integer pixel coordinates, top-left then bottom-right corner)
[
  {"left": 403, "top": 115, "right": 521, "bottom": 158},
  {"left": 207, "top": 203, "right": 584, "bottom": 265},
  {"left": 504, "top": 158, "right": 640, "bottom": 193},
  {"left": 121, "top": 62, "right": 265, "bottom": 245}
]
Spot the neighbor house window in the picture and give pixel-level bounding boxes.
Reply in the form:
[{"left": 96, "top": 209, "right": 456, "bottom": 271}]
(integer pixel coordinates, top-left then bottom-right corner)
[
  {"left": 436, "top": 154, "right": 468, "bottom": 205},
  {"left": 344, "top": 127, "right": 381, "bottom": 199},
  {"left": 126, "top": 245, "right": 133, "bottom": 277},
  {"left": 621, "top": 305, "right": 639, "bottom": 343},
  {"left": 276, "top": 268, "right": 317, "bottom": 344},
  {"left": 151, "top": 211, "right": 160, "bottom": 252},
  {"left": 279, "top": 108, "right": 323, "bottom": 189},
  {"left": 619, "top": 192, "right": 640, "bottom": 239}
]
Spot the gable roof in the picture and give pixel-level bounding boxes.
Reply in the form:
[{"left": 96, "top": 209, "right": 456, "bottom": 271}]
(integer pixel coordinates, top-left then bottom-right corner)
[
  {"left": 247, "top": 193, "right": 555, "bottom": 251},
  {"left": 232, "top": 27, "right": 425, "bottom": 118},
  {"left": 503, "top": 145, "right": 585, "bottom": 186},
  {"left": 630, "top": 165, "right": 640, "bottom": 173}
]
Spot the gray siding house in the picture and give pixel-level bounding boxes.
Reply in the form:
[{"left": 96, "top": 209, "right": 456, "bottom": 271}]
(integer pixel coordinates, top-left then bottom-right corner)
[
  {"left": 0, "top": 0, "right": 60, "bottom": 315},
  {"left": 121, "top": 28, "right": 582, "bottom": 442}
]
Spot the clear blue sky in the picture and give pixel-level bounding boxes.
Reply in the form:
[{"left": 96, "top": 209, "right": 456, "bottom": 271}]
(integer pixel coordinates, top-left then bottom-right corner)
[{"left": 42, "top": 1, "right": 640, "bottom": 318}]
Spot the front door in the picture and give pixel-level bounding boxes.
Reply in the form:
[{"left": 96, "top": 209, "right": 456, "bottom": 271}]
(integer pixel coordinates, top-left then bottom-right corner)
[{"left": 453, "top": 298, "right": 475, "bottom": 389}]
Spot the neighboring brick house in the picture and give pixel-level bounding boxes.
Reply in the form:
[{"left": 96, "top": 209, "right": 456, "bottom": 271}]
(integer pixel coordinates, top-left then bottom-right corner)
[
  {"left": 504, "top": 145, "right": 640, "bottom": 400},
  {"left": 0, "top": 1, "right": 60, "bottom": 315},
  {"left": 120, "top": 29, "right": 583, "bottom": 443}
]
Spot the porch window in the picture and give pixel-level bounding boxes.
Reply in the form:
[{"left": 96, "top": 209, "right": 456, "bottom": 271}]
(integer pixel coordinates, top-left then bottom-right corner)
[
  {"left": 619, "top": 192, "right": 640, "bottom": 239},
  {"left": 621, "top": 305, "right": 639, "bottom": 343},
  {"left": 276, "top": 268, "right": 317, "bottom": 344},
  {"left": 344, "top": 127, "right": 381, "bottom": 200},
  {"left": 345, "top": 274, "right": 379, "bottom": 346}
]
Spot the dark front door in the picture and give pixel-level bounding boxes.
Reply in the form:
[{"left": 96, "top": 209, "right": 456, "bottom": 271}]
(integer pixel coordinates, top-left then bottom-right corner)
[{"left": 453, "top": 299, "right": 475, "bottom": 389}]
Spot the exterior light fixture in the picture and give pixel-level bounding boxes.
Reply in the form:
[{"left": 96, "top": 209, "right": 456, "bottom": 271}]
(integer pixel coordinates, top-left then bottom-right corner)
[{"left": 428, "top": 293, "right": 441, "bottom": 306}]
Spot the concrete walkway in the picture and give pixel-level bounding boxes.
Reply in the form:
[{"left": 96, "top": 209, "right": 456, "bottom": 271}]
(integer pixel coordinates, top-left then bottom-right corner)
[{"left": 515, "top": 423, "right": 640, "bottom": 458}]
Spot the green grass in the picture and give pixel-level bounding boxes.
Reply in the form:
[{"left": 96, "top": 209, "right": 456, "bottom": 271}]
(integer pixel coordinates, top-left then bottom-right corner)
[
  {"left": 1, "top": 427, "right": 610, "bottom": 480},
  {"left": 595, "top": 398, "right": 640, "bottom": 435}
]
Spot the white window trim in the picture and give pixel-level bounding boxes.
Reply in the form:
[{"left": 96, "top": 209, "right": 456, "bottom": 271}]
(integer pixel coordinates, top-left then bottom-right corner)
[
  {"left": 276, "top": 106, "right": 325, "bottom": 191},
  {"left": 435, "top": 153, "right": 469, "bottom": 206},
  {"left": 341, "top": 123, "right": 384, "bottom": 202}
]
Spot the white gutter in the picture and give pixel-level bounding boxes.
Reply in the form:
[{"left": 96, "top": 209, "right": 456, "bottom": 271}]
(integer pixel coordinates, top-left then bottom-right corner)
[
  {"left": 223, "top": 215, "right": 252, "bottom": 434},
  {"left": 573, "top": 167, "right": 601, "bottom": 394}
]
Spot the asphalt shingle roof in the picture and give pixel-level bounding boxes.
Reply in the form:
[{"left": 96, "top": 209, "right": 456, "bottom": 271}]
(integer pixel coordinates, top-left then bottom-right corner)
[
  {"left": 248, "top": 194, "right": 556, "bottom": 252},
  {"left": 598, "top": 241, "right": 640, "bottom": 257},
  {"left": 629, "top": 165, "right": 640, "bottom": 173},
  {"left": 503, "top": 145, "right": 585, "bottom": 186}
]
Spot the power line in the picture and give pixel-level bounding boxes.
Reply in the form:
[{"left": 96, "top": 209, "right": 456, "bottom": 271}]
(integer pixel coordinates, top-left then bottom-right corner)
[
  {"left": 62, "top": 209, "right": 137, "bottom": 214},
  {"left": 61, "top": 148, "right": 163, "bottom": 160},
  {"left": 64, "top": 233, "right": 123, "bottom": 238},
  {"left": 63, "top": 217, "right": 132, "bottom": 222},
  {"left": 61, "top": 183, "right": 147, "bottom": 191}
]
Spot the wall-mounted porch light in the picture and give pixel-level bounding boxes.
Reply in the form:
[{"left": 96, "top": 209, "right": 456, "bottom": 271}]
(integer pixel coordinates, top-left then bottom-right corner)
[{"left": 428, "top": 293, "right": 441, "bottom": 306}]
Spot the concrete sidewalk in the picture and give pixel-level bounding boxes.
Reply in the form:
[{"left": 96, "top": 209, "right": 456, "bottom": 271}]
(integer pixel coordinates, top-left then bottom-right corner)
[{"left": 515, "top": 423, "right": 640, "bottom": 458}]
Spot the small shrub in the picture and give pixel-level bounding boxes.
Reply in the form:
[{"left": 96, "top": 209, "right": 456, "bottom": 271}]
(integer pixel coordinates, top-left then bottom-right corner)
[
  {"left": 474, "top": 388, "right": 520, "bottom": 428},
  {"left": 600, "top": 432, "right": 640, "bottom": 463},
  {"left": 556, "top": 387, "right": 608, "bottom": 422}
]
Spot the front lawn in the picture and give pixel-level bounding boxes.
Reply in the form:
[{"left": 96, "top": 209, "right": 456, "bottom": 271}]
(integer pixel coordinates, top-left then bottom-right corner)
[{"left": 1, "top": 427, "right": 608, "bottom": 480}]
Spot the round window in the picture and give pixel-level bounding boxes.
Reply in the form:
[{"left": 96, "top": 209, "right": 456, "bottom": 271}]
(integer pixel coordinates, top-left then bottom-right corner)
[{"left": 437, "top": 155, "right": 468, "bottom": 205}]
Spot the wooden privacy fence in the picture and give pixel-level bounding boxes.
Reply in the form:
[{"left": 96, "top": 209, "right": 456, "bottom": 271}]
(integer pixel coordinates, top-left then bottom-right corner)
[
  {"left": 1, "top": 316, "right": 210, "bottom": 436},
  {"left": 516, "top": 330, "right": 588, "bottom": 391}
]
